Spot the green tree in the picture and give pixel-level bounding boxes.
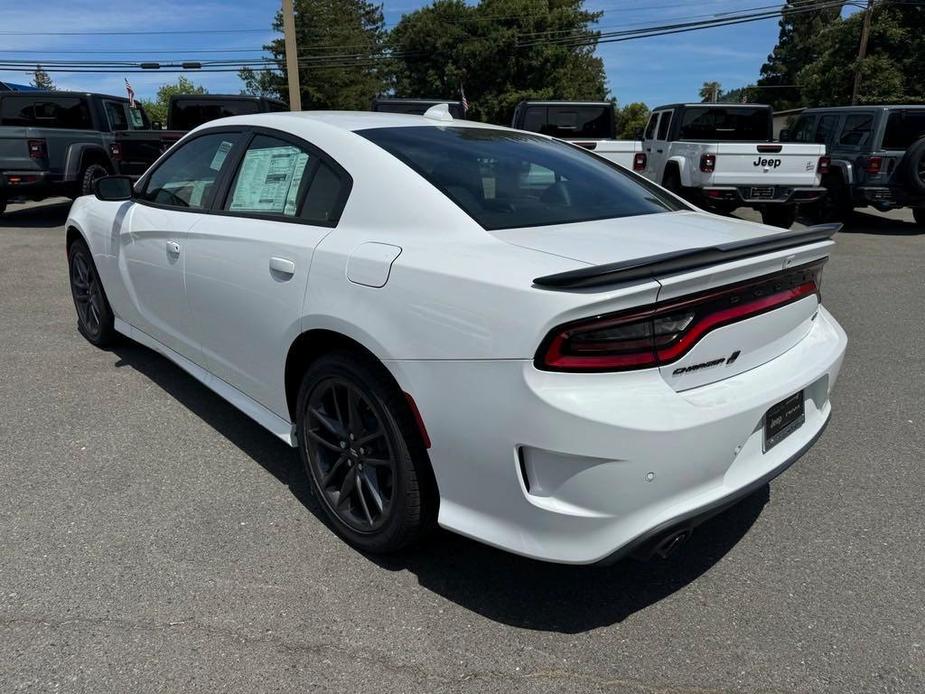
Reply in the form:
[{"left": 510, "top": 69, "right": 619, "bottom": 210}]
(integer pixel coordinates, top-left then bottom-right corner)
[
  {"left": 237, "top": 0, "right": 388, "bottom": 110},
  {"left": 699, "top": 81, "right": 721, "bottom": 103},
  {"left": 389, "top": 0, "right": 607, "bottom": 125},
  {"left": 797, "top": 4, "right": 924, "bottom": 106},
  {"left": 756, "top": 0, "right": 845, "bottom": 110},
  {"left": 30, "top": 65, "right": 55, "bottom": 90},
  {"left": 615, "top": 102, "right": 649, "bottom": 139},
  {"left": 139, "top": 76, "right": 208, "bottom": 125},
  {"left": 716, "top": 85, "right": 753, "bottom": 104}
]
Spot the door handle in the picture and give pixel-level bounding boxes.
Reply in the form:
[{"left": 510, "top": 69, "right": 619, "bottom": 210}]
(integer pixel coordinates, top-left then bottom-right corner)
[
  {"left": 656, "top": 149, "right": 664, "bottom": 153},
  {"left": 269, "top": 256, "right": 296, "bottom": 277},
  {"left": 166, "top": 241, "right": 180, "bottom": 256}
]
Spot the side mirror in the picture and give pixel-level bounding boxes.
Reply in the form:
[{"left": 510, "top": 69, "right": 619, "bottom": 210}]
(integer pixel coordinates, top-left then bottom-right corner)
[
  {"left": 151, "top": 120, "right": 163, "bottom": 130},
  {"left": 94, "top": 175, "right": 134, "bottom": 202},
  {"left": 634, "top": 127, "right": 644, "bottom": 140},
  {"left": 779, "top": 128, "right": 791, "bottom": 142}
]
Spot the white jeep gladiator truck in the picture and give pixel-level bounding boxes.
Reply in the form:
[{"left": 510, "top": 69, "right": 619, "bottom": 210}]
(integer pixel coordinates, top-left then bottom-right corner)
[
  {"left": 511, "top": 100, "right": 640, "bottom": 170},
  {"left": 635, "top": 103, "right": 829, "bottom": 227}
]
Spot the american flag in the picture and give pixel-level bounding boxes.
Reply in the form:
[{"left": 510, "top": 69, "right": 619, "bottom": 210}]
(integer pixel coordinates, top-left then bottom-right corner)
[
  {"left": 125, "top": 78, "right": 136, "bottom": 108},
  {"left": 460, "top": 85, "right": 469, "bottom": 114}
]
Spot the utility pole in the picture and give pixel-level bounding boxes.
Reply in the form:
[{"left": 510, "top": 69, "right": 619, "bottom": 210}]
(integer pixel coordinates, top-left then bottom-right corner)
[
  {"left": 851, "top": 0, "right": 875, "bottom": 105},
  {"left": 282, "top": 0, "right": 302, "bottom": 111}
]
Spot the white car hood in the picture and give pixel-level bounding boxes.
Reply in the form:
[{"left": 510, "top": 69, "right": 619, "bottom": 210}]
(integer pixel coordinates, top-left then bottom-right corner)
[{"left": 490, "top": 211, "right": 779, "bottom": 267}]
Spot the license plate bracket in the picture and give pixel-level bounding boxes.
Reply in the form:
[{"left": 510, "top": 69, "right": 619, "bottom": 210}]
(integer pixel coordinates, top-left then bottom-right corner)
[
  {"left": 764, "top": 390, "right": 805, "bottom": 451},
  {"left": 750, "top": 185, "right": 776, "bottom": 200}
]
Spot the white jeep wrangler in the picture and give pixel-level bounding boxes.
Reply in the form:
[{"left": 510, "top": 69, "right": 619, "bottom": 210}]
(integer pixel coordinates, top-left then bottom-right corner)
[{"left": 635, "top": 103, "right": 829, "bottom": 227}]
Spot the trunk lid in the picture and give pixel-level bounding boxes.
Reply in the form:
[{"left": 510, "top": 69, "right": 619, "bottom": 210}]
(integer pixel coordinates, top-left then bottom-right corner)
[
  {"left": 496, "top": 211, "right": 833, "bottom": 390},
  {"left": 709, "top": 142, "right": 825, "bottom": 187}
]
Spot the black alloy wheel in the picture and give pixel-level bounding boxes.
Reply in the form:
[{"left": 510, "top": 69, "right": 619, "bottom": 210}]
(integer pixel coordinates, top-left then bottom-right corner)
[
  {"left": 296, "top": 352, "right": 434, "bottom": 553},
  {"left": 68, "top": 240, "right": 115, "bottom": 346},
  {"left": 304, "top": 377, "right": 397, "bottom": 532}
]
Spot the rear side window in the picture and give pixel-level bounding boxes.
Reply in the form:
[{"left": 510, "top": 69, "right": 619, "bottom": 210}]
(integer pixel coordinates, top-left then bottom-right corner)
[
  {"left": 226, "top": 135, "right": 312, "bottom": 217},
  {"left": 170, "top": 99, "right": 261, "bottom": 130},
  {"left": 361, "top": 126, "right": 685, "bottom": 231},
  {"left": 0, "top": 96, "right": 92, "bottom": 129},
  {"left": 882, "top": 111, "right": 925, "bottom": 150},
  {"left": 838, "top": 114, "right": 874, "bottom": 147},
  {"left": 678, "top": 107, "right": 771, "bottom": 141},
  {"left": 643, "top": 113, "right": 658, "bottom": 140},
  {"left": 656, "top": 110, "right": 672, "bottom": 140},
  {"left": 104, "top": 101, "right": 128, "bottom": 130},
  {"left": 141, "top": 132, "right": 240, "bottom": 209}
]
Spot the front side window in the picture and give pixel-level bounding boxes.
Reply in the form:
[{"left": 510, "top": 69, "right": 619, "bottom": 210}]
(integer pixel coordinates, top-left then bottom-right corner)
[
  {"left": 226, "top": 135, "right": 312, "bottom": 217},
  {"left": 678, "top": 107, "right": 772, "bottom": 141},
  {"left": 788, "top": 115, "right": 816, "bottom": 143},
  {"left": 838, "top": 114, "right": 874, "bottom": 147},
  {"left": 360, "top": 126, "right": 685, "bottom": 231},
  {"left": 815, "top": 115, "right": 839, "bottom": 144},
  {"left": 882, "top": 110, "right": 925, "bottom": 150},
  {"left": 141, "top": 132, "right": 240, "bottom": 209}
]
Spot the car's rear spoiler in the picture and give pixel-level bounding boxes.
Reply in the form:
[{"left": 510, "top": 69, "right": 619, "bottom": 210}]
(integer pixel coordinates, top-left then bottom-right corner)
[{"left": 532, "top": 223, "right": 842, "bottom": 290}]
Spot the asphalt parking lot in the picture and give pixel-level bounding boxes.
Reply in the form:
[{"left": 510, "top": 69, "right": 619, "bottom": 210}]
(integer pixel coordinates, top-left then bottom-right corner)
[{"left": 0, "top": 199, "right": 922, "bottom": 693}]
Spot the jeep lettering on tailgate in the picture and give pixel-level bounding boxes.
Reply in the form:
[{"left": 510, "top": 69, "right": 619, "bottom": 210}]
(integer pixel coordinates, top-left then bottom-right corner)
[{"left": 753, "top": 157, "right": 782, "bottom": 168}]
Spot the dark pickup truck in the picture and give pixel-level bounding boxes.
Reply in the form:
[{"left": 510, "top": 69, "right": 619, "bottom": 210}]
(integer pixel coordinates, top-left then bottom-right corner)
[
  {"left": 0, "top": 91, "right": 166, "bottom": 215},
  {"left": 158, "top": 94, "right": 289, "bottom": 149}
]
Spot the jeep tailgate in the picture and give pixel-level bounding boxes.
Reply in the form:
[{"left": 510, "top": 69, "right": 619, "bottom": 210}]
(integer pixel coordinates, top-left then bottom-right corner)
[
  {"left": 0, "top": 127, "right": 39, "bottom": 172},
  {"left": 708, "top": 142, "right": 825, "bottom": 187}
]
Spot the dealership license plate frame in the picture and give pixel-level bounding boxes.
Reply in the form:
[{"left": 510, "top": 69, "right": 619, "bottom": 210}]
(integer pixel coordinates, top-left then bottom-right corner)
[
  {"left": 763, "top": 390, "right": 805, "bottom": 452},
  {"left": 750, "top": 185, "right": 776, "bottom": 200}
]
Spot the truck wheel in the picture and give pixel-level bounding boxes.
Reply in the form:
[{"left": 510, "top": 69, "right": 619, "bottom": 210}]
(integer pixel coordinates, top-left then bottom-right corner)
[
  {"left": 897, "top": 137, "right": 925, "bottom": 196},
  {"left": 761, "top": 206, "right": 797, "bottom": 229},
  {"left": 913, "top": 208, "right": 925, "bottom": 226},
  {"left": 79, "top": 163, "right": 109, "bottom": 197},
  {"left": 0, "top": 198, "right": 6, "bottom": 217}
]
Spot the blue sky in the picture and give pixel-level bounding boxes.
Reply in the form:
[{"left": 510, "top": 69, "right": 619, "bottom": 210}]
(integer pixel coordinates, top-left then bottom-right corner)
[{"left": 0, "top": 1, "right": 843, "bottom": 108}]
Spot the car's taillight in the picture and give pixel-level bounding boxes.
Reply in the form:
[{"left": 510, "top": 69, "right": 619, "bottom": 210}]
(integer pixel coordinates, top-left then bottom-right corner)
[
  {"left": 817, "top": 156, "right": 830, "bottom": 174},
  {"left": 27, "top": 139, "right": 47, "bottom": 159},
  {"left": 536, "top": 260, "right": 825, "bottom": 372},
  {"left": 700, "top": 153, "right": 716, "bottom": 173},
  {"left": 633, "top": 152, "right": 647, "bottom": 172},
  {"left": 864, "top": 156, "right": 882, "bottom": 174},
  {"left": 109, "top": 142, "right": 123, "bottom": 160}
]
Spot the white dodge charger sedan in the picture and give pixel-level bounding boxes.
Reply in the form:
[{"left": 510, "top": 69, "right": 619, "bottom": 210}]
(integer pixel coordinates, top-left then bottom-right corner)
[{"left": 65, "top": 108, "right": 847, "bottom": 564}]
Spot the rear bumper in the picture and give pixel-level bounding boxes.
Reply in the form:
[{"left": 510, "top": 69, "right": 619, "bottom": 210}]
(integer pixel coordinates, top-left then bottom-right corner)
[
  {"left": 854, "top": 186, "right": 925, "bottom": 209},
  {"left": 389, "top": 306, "right": 847, "bottom": 564},
  {"left": 0, "top": 170, "right": 54, "bottom": 197},
  {"left": 701, "top": 185, "right": 826, "bottom": 206}
]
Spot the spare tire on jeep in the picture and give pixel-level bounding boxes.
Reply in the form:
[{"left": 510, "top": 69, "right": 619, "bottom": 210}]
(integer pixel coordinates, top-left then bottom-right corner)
[{"left": 897, "top": 136, "right": 925, "bottom": 196}]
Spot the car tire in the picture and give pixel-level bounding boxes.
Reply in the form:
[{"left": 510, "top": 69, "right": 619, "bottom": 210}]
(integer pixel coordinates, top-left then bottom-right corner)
[
  {"left": 0, "top": 198, "right": 6, "bottom": 217},
  {"left": 68, "top": 238, "right": 116, "bottom": 347},
  {"left": 79, "top": 163, "right": 109, "bottom": 197},
  {"left": 296, "top": 351, "right": 436, "bottom": 554},
  {"left": 913, "top": 208, "right": 925, "bottom": 226},
  {"left": 897, "top": 137, "right": 925, "bottom": 196},
  {"left": 761, "top": 205, "right": 797, "bottom": 229}
]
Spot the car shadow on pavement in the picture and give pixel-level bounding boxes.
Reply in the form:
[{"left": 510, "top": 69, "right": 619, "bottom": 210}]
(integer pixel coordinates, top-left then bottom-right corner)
[
  {"left": 111, "top": 341, "right": 767, "bottom": 634},
  {"left": 0, "top": 201, "right": 72, "bottom": 228},
  {"left": 837, "top": 210, "right": 924, "bottom": 236}
]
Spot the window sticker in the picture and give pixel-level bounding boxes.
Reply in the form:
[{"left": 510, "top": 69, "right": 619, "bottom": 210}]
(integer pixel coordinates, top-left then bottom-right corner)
[
  {"left": 209, "top": 140, "right": 234, "bottom": 171},
  {"left": 129, "top": 108, "right": 144, "bottom": 129},
  {"left": 229, "top": 145, "right": 310, "bottom": 214}
]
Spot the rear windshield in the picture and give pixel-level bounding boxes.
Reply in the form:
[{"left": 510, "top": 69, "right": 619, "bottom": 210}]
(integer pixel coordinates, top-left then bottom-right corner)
[
  {"left": 520, "top": 105, "right": 612, "bottom": 139},
  {"left": 678, "top": 107, "right": 772, "bottom": 141},
  {"left": 169, "top": 99, "right": 261, "bottom": 130},
  {"left": 882, "top": 110, "right": 925, "bottom": 150},
  {"left": 0, "top": 96, "right": 92, "bottom": 129},
  {"left": 360, "top": 126, "right": 684, "bottom": 231}
]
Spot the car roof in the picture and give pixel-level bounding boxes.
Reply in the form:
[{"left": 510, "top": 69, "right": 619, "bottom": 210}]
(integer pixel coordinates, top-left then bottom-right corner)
[
  {"left": 170, "top": 94, "right": 282, "bottom": 103},
  {"left": 202, "top": 110, "right": 508, "bottom": 133},
  {"left": 800, "top": 104, "right": 925, "bottom": 113},
  {"left": 652, "top": 103, "right": 772, "bottom": 110},
  {"left": 0, "top": 90, "right": 129, "bottom": 101}
]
